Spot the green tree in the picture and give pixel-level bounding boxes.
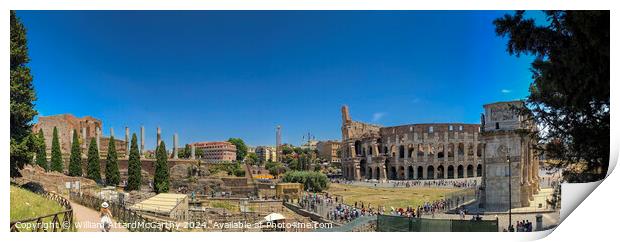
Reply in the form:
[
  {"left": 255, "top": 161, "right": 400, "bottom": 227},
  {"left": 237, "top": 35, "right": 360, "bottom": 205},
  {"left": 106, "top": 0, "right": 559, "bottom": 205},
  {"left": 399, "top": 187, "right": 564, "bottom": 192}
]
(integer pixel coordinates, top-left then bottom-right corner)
[
  {"left": 50, "top": 127, "right": 64, "bottom": 173},
  {"left": 10, "top": 11, "right": 38, "bottom": 177},
  {"left": 86, "top": 137, "right": 101, "bottom": 181},
  {"left": 195, "top": 148, "right": 204, "bottom": 158},
  {"left": 154, "top": 141, "right": 170, "bottom": 193},
  {"left": 281, "top": 145, "right": 294, "bottom": 156},
  {"left": 494, "top": 11, "right": 609, "bottom": 182},
  {"left": 181, "top": 144, "right": 191, "bottom": 159},
  {"left": 227, "top": 138, "right": 248, "bottom": 161},
  {"left": 126, "top": 134, "right": 142, "bottom": 191},
  {"left": 68, "top": 130, "right": 82, "bottom": 176},
  {"left": 246, "top": 153, "right": 259, "bottom": 166},
  {"left": 35, "top": 129, "right": 47, "bottom": 171},
  {"left": 265, "top": 160, "right": 284, "bottom": 176},
  {"left": 281, "top": 171, "right": 329, "bottom": 192},
  {"left": 105, "top": 136, "right": 120, "bottom": 186}
]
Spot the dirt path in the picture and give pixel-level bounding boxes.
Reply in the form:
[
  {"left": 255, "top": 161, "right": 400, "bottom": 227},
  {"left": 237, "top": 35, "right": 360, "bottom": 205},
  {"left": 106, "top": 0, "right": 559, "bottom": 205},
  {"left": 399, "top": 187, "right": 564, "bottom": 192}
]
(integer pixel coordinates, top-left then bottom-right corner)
[{"left": 70, "top": 201, "right": 128, "bottom": 232}]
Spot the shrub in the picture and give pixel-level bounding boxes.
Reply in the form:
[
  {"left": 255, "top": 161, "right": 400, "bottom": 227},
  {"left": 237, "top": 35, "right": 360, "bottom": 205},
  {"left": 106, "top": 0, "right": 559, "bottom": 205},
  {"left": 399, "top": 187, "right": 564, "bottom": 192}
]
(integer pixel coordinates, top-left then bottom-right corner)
[{"left": 281, "top": 170, "right": 329, "bottom": 192}]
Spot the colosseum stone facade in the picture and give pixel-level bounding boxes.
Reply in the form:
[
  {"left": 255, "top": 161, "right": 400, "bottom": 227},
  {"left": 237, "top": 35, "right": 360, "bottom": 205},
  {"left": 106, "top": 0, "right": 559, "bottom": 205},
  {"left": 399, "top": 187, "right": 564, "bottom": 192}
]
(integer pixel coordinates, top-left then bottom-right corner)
[
  {"left": 340, "top": 105, "right": 483, "bottom": 181},
  {"left": 340, "top": 100, "right": 541, "bottom": 209}
]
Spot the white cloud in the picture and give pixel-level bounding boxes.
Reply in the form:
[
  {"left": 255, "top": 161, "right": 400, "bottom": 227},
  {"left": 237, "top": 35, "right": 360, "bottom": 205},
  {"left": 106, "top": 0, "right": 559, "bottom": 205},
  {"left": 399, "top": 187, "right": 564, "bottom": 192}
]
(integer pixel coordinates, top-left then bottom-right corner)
[
  {"left": 501, "top": 89, "right": 512, "bottom": 94},
  {"left": 372, "top": 112, "right": 386, "bottom": 122}
]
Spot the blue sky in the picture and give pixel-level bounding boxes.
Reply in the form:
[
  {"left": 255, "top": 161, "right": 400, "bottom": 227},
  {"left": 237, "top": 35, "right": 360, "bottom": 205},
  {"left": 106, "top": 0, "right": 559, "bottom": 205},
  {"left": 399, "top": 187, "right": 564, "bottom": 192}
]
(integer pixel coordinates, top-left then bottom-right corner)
[{"left": 17, "top": 11, "right": 541, "bottom": 149}]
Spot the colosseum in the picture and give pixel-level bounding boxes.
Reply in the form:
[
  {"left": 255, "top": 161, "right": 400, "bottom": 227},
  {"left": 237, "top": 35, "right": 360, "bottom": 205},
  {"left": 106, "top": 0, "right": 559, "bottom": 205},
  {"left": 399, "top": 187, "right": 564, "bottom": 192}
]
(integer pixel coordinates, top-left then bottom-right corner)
[
  {"left": 340, "top": 105, "right": 484, "bottom": 181},
  {"left": 340, "top": 100, "right": 541, "bottom": 209}
]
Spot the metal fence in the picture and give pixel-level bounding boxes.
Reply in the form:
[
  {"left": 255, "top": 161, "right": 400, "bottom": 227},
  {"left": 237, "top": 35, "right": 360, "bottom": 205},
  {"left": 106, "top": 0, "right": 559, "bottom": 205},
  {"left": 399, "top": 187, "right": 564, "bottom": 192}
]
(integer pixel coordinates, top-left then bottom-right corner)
[
  {"left": 69, "top": 192, "right": 174, "bottom": 232},
  {"left": 10, "top": 191, "right": 75, "bottom": 232},
  {"left": 376, "top": 214, "right": 498, "bottom": 232},
  {"left": 314, "top": 215, "right": 377, "bottom": 232}
]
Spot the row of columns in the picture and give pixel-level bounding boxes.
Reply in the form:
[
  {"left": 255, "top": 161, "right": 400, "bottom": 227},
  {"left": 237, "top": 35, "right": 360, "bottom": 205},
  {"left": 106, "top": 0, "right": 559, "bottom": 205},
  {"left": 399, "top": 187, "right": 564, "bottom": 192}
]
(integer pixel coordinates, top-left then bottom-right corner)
[
  {"left": 356, "top": 142, "right": 483, "bottom": 163},
  {"left": 343, "top": 163, "right": 482, "bottom": 181},
  {"left": 68, "top": 125, "right": 197, "bottom": 160}
]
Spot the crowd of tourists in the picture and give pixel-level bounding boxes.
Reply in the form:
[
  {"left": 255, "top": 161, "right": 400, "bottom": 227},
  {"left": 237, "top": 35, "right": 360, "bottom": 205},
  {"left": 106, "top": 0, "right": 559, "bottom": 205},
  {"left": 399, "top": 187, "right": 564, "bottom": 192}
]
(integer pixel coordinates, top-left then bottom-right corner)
[
  {"left": 297, "top": 192, "right": 472, "bottom": 223},
  {"left": 329, "top": 178, "right": 479, "bottom": 189},
  {"left": 385, "top": 199, "right": 454, "bottom": 218},
  {"left": 388, "top": 179, "right": 478, "bottom": 188},
  {"left": 507, "top": 220, "right": 534, "bottom": 232}
]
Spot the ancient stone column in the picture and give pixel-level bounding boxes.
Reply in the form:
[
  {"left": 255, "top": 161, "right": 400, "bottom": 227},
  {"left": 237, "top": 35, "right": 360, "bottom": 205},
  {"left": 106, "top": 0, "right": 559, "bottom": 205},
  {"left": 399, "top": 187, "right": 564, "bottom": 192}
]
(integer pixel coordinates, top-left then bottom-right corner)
[
  {"left": 96, "top": 127, "right": 101, "bottom": 152},
  {"left": 190, "top": 144, "right": 196, "bottom": 159},
  {"left": 173, "top": 133, "right": 179, "bottom": 159},
  {"left": 81, "top": 127, "right": 87, "bottom": 148},
  {"left": 157, "top": 127, "right": 161, "bottom": 147},
  {"left": 125, "top": 127, "right": 130, "bottom": 158},
  {"left": 81, "top": 127, "right": 87, "bottom": 158},
  {"left": 140, "top": 126, "right": 145, "bottom": 158}
]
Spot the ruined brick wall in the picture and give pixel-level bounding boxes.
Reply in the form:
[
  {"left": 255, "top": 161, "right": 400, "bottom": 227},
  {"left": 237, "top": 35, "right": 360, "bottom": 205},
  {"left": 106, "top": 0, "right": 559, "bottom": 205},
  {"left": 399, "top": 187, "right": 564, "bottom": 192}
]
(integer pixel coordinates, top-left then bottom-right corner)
[
  {"left": 32, "top": 114, "right": 102, "bottom": 154},
  {"left": 32, "top": 114, "right": 127, "bottom": 158}
]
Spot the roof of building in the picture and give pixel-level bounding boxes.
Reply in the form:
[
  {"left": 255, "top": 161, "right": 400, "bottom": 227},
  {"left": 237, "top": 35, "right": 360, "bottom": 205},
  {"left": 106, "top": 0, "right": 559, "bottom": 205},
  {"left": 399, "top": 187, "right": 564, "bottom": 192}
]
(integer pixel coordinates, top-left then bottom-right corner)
[{"left": 130, "top": 193, "right": 187, "bottom": 214}]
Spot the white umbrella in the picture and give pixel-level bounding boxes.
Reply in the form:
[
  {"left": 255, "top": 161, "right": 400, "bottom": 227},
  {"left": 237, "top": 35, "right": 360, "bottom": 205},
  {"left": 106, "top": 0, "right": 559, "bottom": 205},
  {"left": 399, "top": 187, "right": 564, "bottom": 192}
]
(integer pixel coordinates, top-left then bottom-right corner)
[{"left": 262, "top": 213, "right": 286, "bottom": 223}]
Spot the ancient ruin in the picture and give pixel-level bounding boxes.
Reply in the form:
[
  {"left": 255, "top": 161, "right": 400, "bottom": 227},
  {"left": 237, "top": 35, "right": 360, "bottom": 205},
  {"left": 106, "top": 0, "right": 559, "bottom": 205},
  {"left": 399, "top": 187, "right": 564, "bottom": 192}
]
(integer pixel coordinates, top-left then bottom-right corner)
[{"left": 340, "top": 100, "right": 540, "bottom": 209}]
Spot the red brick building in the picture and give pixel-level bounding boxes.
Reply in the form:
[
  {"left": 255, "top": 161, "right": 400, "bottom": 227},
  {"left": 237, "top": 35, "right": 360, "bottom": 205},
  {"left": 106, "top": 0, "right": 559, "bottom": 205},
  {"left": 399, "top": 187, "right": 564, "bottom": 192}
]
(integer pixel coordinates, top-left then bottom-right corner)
[{"left": 191, "top": 141, "right": 237, "bottom": 162}]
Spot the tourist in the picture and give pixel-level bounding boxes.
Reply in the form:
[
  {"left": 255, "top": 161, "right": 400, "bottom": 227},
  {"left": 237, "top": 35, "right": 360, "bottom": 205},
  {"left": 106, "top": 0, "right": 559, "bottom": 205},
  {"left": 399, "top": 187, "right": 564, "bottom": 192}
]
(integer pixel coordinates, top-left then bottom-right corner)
[{"left": 100, "top": 202, "right": 113, "bottom": 232}]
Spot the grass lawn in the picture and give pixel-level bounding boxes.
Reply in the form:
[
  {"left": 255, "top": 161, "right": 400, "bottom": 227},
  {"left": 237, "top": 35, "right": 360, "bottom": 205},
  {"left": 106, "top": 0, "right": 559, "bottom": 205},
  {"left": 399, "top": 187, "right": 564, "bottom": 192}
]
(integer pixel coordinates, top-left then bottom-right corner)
[
  {"left": 326, "top": 183, "right": 461, "bottom": 209},
  {"left": 208, "top": 200, "right": 240, "bottom": 212},
  {"left": 10, "top": 185, "right": 66, "bottom": 225}
]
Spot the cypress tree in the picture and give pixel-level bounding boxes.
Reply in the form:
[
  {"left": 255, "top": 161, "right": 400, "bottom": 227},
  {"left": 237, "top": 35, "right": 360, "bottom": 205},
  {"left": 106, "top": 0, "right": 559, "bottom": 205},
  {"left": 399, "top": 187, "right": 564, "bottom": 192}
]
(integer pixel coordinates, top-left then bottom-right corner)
[
  {"left": 86, "top": 137, "right": 101, "bottom": 181},
  {"left": 126, "top": 133, "right": 141, "bottom": 191},
  {"left": 10, "top": 11, "right": 38, "bottom": 177},
  {"left": 105, "top": 136, "right": 120, "bottom": 186},
  {"left": 68, "top": 130, "right": 82, "bottom": 176},
  {"left": 50, "top": 127, "right": 63, "bottom": 173},
  {"left": 35, "top": 129, "right": 47, "bottom": 171},
  {"left": 154, "top": 141, "right": 169, "bottom": 193}
]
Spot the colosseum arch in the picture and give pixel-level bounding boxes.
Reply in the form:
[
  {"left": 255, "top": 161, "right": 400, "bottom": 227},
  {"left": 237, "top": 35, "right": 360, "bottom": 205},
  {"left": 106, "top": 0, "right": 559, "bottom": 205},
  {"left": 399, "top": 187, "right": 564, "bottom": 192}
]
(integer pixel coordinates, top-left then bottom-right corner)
[
  {"left": 437, "top": 144, "right": 445, "bottom": 159},
  {"left": 458, "top": 143, "right": 465, "bottom": 156},
  {"left": 467, "top": 164, "right": 474, "bottom": 177},
  {"left": 368, "top": 145, "right": 373, "bottom": 156},
  {"left": 390, "top": 166, "right": 397, "bottom": 180},
  {"left": 437, "top": 165, "right": 445, "bottom": 179},
  {"left": 408, "top": 166, "right": 414, "bottom": 179},
  {"left": 447, "top": 143, "right": 454, "bottom": 158},
  {"left": 417, "top": 144, "right": 424, "bottom": 157},
  {"left": 477, "top": 143, "right": 483, "bottom": 157},
  {"left": 360, "top": 159, "right": 367, "bottom": 177},
  {"left": 367, "top": 167, "right": 373, "bottom": 179},
  {"left": 408, "top": 145, "right": 415, "bottom": 158},
  {"left": 428, "top": 144, "right": 435, "bottom": 157},
  {"left": 447, "top": 165, "right": 455, "bottom": 179},
  {"left": 476, "top": 164, "right": 482, "bottom": 177},
  {"left": 399, "top": 166, "right": 405, "bottom": 179},
  {"left": 399, "top": 145, "right": 405, "bottom": 158},
  {"left": 457, "top": 165, "right": 464, "bottom": 178},
  {"left": 354, "top": 140, "right": 362, "bottom": 157},
  {"left": 427, "top": 166, "right": 435, "bottom": 179},
  {"left": 362, "top": 147, "right": 366, "bottom": 157},
  {"left": 388, "top": 145, "right": 396, "bottom": 157},
  {"left": 417, "top": 166, "right": 424, "bottom": 179}
]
